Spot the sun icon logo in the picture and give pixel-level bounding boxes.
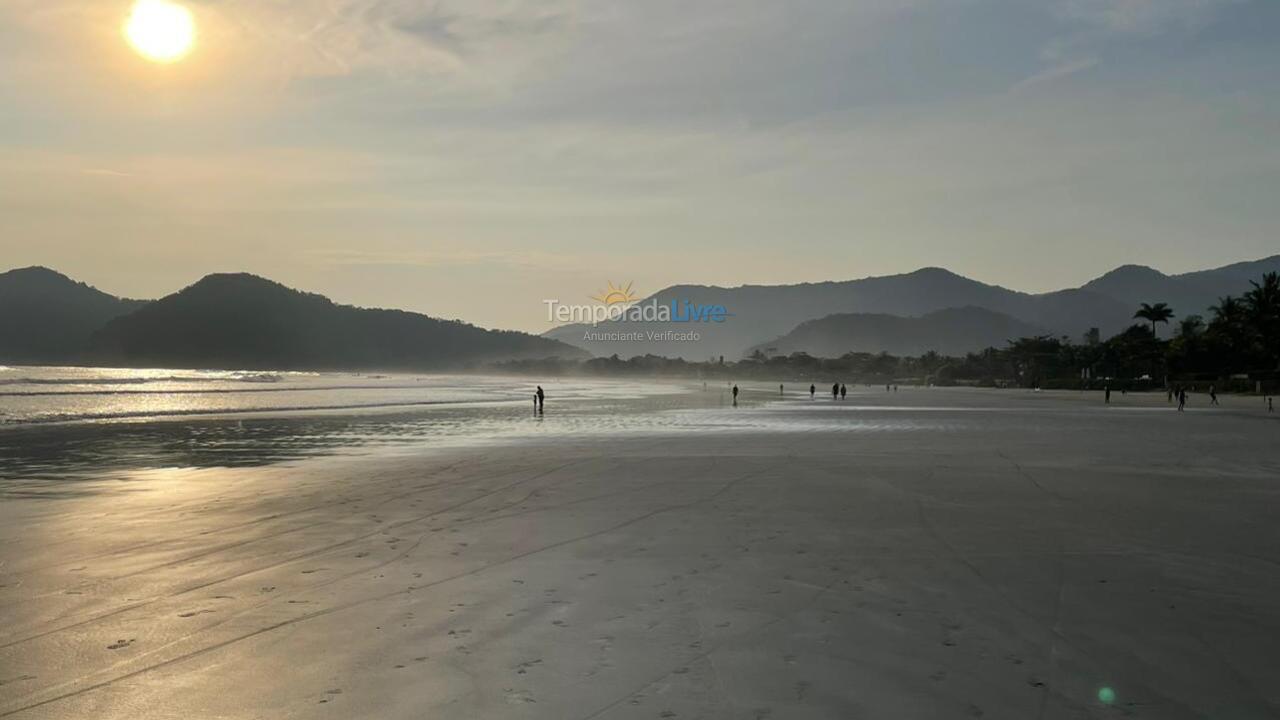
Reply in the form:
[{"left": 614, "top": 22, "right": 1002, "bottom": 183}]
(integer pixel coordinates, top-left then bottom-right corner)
[{"left": 591, "top": 281, "right": 639, "bottom": 306}]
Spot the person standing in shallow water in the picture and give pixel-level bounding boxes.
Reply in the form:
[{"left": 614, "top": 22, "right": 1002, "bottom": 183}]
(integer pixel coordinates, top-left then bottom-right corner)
[
  {"left": 809, "top": 384, "right": 816, "bottom": 399},
  {"left": 831, "top": 383, "right": 839, "bottom": 400},
  {"left": 732, "top": 384, "right": 739, "bottom": 406},
  {"left": 779, "top": 384, "right": 784, "bottom": 396},
  {"left": 840, "top": 383, "right": 846, "bottom": 400},
  {"left": 536, "top": 385, "right": 545, "bottom": 414}
]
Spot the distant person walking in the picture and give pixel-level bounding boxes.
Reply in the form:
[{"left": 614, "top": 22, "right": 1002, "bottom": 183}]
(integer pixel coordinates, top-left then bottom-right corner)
[
  {"left": 840, "top": 383, "right": 847, "bottom": 400},
  {"left": 1104, "top": 386, "right": 1111, "bottom": 404},
  {"left": 809, "top": 384, "right": 816, "bottom": 399},
  {"left": 893, "top": 385, "right": 898, "bottom": 392},
  {"left": 1209, "top": 385, "right": 1219, "bottom": 405},
  {"left": 779, "top": 383, "right": 784, "bottom": 396},
  {"left": 732, "top": 384, "right": 739, "bottom": 406},
  {"left": 1178, "top": 388, "right": 1187, "bottom": 412},
  {"left": 831, "top": 383, "right": 839, "bottom": 400},
  {"left": 536, "top": 385, "right": 545, "bottom": 414},
  {"left": 1269, "top": 397, "right": 1274, "bottom": 413}
]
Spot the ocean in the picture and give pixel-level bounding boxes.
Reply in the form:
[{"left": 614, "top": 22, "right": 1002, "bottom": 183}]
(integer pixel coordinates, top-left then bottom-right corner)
[{"left": 0, "top": 366, "right": 708, "bottom": 482}]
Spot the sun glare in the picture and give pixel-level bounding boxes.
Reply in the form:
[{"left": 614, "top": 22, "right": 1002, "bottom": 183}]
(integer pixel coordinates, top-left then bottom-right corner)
[{"left": 124, "top": 0, "right": 195, "bottom": 63}]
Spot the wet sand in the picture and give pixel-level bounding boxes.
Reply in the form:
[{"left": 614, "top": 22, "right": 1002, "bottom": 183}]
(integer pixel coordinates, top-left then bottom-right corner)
[{"left": 1, "top": 388, "right": 1278, "bottom": 719}]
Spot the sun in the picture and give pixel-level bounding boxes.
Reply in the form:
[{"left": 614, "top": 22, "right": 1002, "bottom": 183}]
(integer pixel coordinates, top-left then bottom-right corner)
[{"left": 124, "top": 0, "right": 196, "bottom": 63}]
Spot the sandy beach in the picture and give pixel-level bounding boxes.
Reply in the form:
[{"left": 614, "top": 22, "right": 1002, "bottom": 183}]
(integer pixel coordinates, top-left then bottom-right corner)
[{"left": 1, "top": 387, "right": 1278, "bottom": 719}]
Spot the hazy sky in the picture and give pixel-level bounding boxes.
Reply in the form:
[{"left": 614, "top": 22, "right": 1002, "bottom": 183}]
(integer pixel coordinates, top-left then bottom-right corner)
[{"left": 3, "top": 0, "right": 1278, "bottom": 331}]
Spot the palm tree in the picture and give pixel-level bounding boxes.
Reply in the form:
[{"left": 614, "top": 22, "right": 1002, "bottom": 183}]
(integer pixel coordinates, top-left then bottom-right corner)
[
  {"left": 1210, "top": 295, "right": 1243, "bottom": 326},
  {"left": 1178, "top": 315, "right": 1205, "bottom": 337},
  {"left": 1134, "top": 302, "right": 1174, "bottom": 338},
  {"left": 1244, "top": 272, "right": 1280, "bottom": 368}
]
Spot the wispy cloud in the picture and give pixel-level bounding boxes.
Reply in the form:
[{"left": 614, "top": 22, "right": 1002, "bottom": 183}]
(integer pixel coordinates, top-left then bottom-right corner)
[
  {"left": 1009, "top": 57, "right": 1100, "bottom": 93},
  {"left": 1052, "top": 0, "right": 1243, "bottom": 34},
  {"left": 80, "top": 168, "right": 133, "bottom": 178}
]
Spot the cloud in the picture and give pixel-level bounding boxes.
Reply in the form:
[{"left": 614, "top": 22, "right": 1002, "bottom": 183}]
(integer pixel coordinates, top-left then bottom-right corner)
[
  {"left": 1009, "top": 56, "right": 1100, "bottom": 93},
  {"left": 194, "top": 0, "right": 577, "bottom": 81},
  {"left": 1052, "top": 0, "right": 1243, "bottom": 34}
]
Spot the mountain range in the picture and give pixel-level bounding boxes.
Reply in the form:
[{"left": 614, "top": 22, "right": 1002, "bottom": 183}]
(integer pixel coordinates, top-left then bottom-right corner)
[
  {"left": 0, "top": 267, "right": 146, "bottom": 364},
  {"left": 746, "top": 307, "right": 1050, "bottom": 358},
  {"left": 544, "top": 255, "right": 1280, "bottom": 360},
  {"left": 4, "top": 256, "right": 1277, "bottom": 369},
  {"left": 0, "top": 268, "right": 583, "bottom": 370}
]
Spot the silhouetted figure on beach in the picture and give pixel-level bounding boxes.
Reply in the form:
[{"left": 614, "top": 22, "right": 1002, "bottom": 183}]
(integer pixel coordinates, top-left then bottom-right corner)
[
  {"left": 1178, "top": 388, "right": 1187, "bottom": 412},
  {"left": 809, "top": 384, "right": 816, "bottom": 399},
  {"left": 1269, "top": 397, "right": 1274, "bottom": 413},
  {"left": 1209, "top": 385, "right": 1219, "bottom": 405},
  {"left": 840, "top": 383, "right": 846, "bottom": 400},
  {"left": 534, "top": 393, "right": 539, "bottom": 413},
  {"left": 536, "top": 385, "right": 545, "bottom": 414},
  {"left": 779, "top": 384, "right": 784, "bottom": 396},
  {"left": 886, "top": 384, "right": 891, "bottom": 392},
  {"left": 1104, "top": 386, "right": 1111, "bottom": 404},
  {"left": 1167, "top": 387, "right": 1174, "bottom": 403},
  {"left": 893, "top": 385, "right": 898, "bottom": 392},
  {"left": 831, "top": 383, "right": 839, "bottom": 400},
  {"left": 732, "top": 384, "right": 739, "bottom": 406}
]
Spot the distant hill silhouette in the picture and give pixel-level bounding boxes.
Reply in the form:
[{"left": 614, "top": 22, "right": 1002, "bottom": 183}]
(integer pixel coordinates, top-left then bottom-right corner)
[
  {"left": 1081, "top": 257, "right": 1280, "bottom": 327},
  {"left": 0, "top": 267, "right": 147, "bottom": 364},
  {"left": 545, "top": 255, "right": 1280, "bottom": 359},
  {"left": 89, "top": 273, "right": 585, "bottom": 371},
  {"left": 746, "top": 307, "right": 1051, "bottom": 358}
]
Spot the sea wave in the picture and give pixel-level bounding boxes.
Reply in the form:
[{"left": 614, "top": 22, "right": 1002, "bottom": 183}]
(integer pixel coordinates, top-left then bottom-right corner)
[
  {"left": 0, "top": 384, "right": 442, "bottom": 397},
  {"left": 0, "top": 397, "right": 521, "bottom": 425},
  {"left": 0, "top": 373, "right": 285, "bottom": 387}
]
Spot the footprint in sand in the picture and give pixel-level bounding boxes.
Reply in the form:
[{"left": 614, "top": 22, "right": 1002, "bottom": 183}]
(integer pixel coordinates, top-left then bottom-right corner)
[
  {"left": 503, "top": 688, "right": 536, "bottom": 704},
  {"left": 318, "top": 688, "right": 343, "bottom": 704},
  {"left": 515, "top": 659, "right": 542, "bottom": 675}
]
